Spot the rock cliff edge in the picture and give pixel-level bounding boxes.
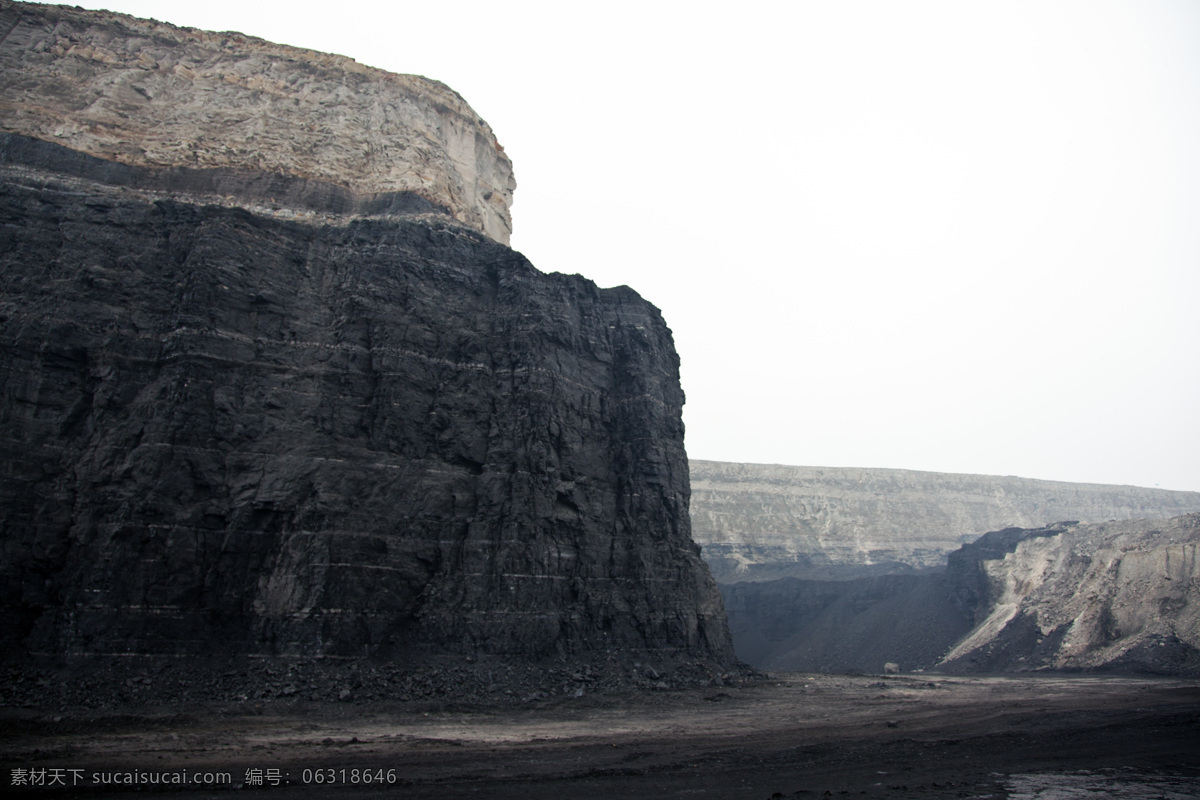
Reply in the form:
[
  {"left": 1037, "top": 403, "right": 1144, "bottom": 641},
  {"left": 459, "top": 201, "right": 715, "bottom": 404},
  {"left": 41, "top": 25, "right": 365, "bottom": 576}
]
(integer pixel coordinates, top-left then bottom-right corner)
[{"left": 0, "top": 0, "right": 516, "bottom": 243}]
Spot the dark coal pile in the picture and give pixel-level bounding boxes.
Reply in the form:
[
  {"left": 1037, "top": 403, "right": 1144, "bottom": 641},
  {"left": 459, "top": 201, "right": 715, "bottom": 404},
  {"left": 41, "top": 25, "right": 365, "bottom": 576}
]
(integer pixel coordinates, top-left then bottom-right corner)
[
  {"left": 723, "top": 518, "right": 1200, "bottom": 676},
  {"left": 721, "top": 571, "right": 972, "bottom": 673},
  {"left": 0, "top": 656, "right": 755, "bottom": 711}
]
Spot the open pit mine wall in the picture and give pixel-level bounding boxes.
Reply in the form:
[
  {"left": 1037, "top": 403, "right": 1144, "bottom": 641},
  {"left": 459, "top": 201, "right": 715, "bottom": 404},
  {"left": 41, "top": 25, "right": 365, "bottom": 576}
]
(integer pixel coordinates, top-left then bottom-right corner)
[
  {"left": 0, "top": 1, "right": 515, "bottom": 244},
  {"left": 724, "top": 514, "right": 1200, "bottom": 676},
  {"left": 0, "top": 1, "right": 734, "bottom": 665},
  {"left": 938, "top": 514, "right": 1200, "bottom": 674},
  {"left": 691, "top": 460, "right": 1200, "bottom": 583}
]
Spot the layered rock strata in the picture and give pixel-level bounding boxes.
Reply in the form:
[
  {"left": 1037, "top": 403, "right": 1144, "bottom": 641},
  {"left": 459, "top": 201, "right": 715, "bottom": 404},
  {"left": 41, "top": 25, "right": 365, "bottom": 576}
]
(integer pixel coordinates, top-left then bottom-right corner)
[
  {"left": 0, "top": 1, "right": 515, "bottom": 243},
  {"left": 692, "top": 460, "right": 1200, "bottom": 582},
  {"left": 0, "top": 2, "right": 733, "bottom": 667}
]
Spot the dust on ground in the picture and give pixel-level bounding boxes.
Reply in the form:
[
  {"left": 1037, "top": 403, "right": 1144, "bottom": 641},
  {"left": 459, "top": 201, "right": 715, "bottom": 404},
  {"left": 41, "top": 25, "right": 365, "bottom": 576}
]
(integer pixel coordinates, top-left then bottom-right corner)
[{"left": 3, "top": 673, "right": 1198, "bottom": 798}]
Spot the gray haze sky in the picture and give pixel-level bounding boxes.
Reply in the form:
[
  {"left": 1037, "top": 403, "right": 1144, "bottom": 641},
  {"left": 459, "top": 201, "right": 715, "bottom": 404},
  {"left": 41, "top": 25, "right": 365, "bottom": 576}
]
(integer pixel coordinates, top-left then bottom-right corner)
[{"left": 42, "top": 1, "right": 1200, "bottom": 491}]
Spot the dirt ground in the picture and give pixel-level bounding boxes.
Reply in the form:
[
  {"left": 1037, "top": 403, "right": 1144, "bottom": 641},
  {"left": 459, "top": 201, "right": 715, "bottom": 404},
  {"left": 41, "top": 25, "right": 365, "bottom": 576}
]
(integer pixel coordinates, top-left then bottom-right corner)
[{"left": 4, "top": 673, "right": 1199, "bottom": 799}]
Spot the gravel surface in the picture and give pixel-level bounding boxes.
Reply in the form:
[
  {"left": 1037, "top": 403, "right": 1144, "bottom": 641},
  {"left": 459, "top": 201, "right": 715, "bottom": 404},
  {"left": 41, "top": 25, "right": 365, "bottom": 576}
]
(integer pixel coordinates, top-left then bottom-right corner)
[{"left": 4, "top": 672, "right": 1198, "bottom": 798}]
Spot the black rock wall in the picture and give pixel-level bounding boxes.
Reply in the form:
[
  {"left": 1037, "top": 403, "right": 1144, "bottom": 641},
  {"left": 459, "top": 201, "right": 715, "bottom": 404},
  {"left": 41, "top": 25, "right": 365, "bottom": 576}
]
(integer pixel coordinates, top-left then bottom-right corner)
[{"left": 0, "top": 150, "right": 734, "bottom": 665}]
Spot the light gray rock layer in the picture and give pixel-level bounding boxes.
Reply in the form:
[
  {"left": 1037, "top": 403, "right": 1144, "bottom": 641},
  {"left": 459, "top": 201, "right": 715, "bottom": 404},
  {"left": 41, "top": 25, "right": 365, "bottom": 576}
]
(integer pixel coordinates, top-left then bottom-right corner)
[
  {"left": 0, "top": 0, "right": 516, "bottom": 243},
  {"left": 691, "top": 460, "right": 1200, "bottom": 582},
  {"left": 940, "top": 514, "right": 1200, "bottom": 673},
  {"left": 722, "top": 515, "right": 1200, "bottom": 675}
]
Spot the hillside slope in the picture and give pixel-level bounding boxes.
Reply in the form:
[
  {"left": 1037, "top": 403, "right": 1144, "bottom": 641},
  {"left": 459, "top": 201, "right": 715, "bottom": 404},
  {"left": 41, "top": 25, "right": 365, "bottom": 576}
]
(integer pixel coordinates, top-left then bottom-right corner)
[
  {"left": 723, "top": 515, "right": 1200, "bottom": 675},
  {"left": 692, "top": 460, "right": 1200, "bottom": 582}
]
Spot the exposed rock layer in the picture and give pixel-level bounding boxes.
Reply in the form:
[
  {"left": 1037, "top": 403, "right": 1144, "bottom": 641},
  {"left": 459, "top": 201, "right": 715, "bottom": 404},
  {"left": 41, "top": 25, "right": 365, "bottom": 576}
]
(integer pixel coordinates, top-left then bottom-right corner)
[
  {"left": 939, "top": 514, "right": 1200, "bottom": 674},
  {"left": 691, "top": 460, "right": 1200, "bottom": 583},
  {"left": 0, "top": 2, "right": 733, "bottom": 667},
  {"left": 0, "top": 1, "right": 515, "bottom": 243},
  {"left": 0, "top": 156, "right": 731, "bottom": 664},
  {"left": 724, "top": 515, "right": 1200, "bottom": 676}
]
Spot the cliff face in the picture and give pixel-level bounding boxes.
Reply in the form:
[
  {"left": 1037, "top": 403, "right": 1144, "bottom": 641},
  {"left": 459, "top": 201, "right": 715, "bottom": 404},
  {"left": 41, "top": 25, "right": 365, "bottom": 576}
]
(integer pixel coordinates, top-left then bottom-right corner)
[
  {"left": 0, "top": 2, "right": 733, "bottom": 666},
  {"left": 691, "top": 460, "right": 1200, "bottom": 583},
  {"left": 0, "top": 1, "right": 515, "bottom": 243}
]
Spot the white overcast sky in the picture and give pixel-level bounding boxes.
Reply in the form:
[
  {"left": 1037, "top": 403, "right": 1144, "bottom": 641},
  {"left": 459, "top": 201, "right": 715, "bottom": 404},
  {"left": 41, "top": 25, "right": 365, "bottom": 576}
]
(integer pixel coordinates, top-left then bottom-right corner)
[{"left": 45, "top": 1, "right": 1200, "bottom": 491}]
